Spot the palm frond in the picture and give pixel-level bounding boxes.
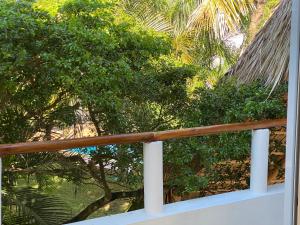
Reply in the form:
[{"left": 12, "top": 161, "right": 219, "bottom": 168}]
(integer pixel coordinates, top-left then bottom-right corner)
[
  {"left": 169, "top": 0, "right": 198, "bottom": 35},
  {"left": 121, "top": 0, "right": 173, "bottom": 32},
  {"left": 187, "top": 0, "right": 253, "bottom": 39},
  {"left": 3, "top": 188, "right": 71, "bottom": 225},
  {"left": 4, "top": 152, "right": 90, "bottom": 189}
]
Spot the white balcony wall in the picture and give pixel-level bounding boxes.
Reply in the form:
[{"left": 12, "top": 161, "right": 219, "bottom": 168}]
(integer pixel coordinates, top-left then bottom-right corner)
[
  {"left": 69, "top": 129, "right": 282, "bottom": 225},
  {"left": 70, "top": 184, "right": 284, "bottom": 225}
]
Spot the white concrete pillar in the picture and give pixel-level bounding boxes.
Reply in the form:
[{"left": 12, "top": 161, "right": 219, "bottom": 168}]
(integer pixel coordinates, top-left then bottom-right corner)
[
  {"left": 250, "top": 129, "right": 270, "bottom": 193},
  {"left": 143, "top": 141, "right": 163, "bottom": 215}
]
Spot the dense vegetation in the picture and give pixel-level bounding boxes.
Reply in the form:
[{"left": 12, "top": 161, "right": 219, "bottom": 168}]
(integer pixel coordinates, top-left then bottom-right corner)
[{"left": 0, "top": 0, "right": 285, "bottom": 224}]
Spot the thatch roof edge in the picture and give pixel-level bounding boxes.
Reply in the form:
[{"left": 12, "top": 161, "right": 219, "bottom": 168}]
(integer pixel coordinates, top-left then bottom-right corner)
[{"left": 228, "top": 0, "right": 290, "bottom": 88}]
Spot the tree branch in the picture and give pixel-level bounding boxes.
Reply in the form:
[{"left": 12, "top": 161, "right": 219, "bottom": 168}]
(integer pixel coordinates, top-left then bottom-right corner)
[{"left": 65, "top": 189, "right": 143, "bottom": 223}]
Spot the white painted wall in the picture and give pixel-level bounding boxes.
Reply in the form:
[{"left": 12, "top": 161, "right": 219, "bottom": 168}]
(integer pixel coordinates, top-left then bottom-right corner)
[{"left": 70, "top": 184, "right": 284, "bottom": 225}]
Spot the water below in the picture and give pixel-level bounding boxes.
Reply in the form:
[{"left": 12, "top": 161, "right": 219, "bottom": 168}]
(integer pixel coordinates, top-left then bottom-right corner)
[{"left": 70, "top": 146, "right": 97, "bottom": 154}]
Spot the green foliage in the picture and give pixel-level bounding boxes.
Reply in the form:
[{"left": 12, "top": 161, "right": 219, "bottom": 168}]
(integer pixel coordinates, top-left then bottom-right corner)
[
  {"left": 51, "top": 0, "right": 194, "bottom": 136},
  {"left": 186, "top": 80, "right": 287, "bottom": 126},
  {"left": 0, "top": 0, "right": 76, "bottom": 143},
  {"left": 109, "top": 81, "right": 287, "bottom": 195},
  {"left": 3, "top": 188, "right": 71, "bottom": 225},
  {"left": 169, "top": 80, "right": 286, "bottom": 191},
  {"left": 34, "top": 0, "right": 67, "bottom": 15},
  {"left": 121, "top": 0, "right": 253, "bottom": 66},
  {"left": 0, "top": 0, "right": 287, "bottom": 222},
  {"left": 259, "top": 0, "right": 280, "bottom": 28},
  {"left": 0, "top": 0, "right": 195, "bottom": 221}
]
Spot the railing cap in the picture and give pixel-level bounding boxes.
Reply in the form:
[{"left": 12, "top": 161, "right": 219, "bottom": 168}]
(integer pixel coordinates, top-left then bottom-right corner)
[{"left": 0, "top": 118, "right": 286, "bottom": 156}]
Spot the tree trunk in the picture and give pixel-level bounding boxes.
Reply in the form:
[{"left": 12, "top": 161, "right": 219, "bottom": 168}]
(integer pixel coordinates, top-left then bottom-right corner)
[
  {"left": 44, "top": 123, "right": 53, "bottom": 141},
  {"left": 65, "top": 189, "right": 143, "bottom": 223}
]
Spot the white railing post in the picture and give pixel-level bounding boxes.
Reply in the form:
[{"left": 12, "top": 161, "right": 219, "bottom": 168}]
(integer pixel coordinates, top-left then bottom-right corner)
[
  {"left": 143, "top": 141, "right": 163, "bottom": 215},
  {"left": 250, "top": 129, "right": 270, "bottom": 193}
]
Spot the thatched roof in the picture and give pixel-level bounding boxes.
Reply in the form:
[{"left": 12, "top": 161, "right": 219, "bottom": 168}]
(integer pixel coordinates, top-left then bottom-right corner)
[{"left": 228, "top": 0, "right": 290, "bottom": 88}]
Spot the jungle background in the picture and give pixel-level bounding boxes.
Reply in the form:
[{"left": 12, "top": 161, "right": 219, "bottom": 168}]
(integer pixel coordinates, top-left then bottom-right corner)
[{"left": 0, "top": 0, "right": 287, "bottom": 224}]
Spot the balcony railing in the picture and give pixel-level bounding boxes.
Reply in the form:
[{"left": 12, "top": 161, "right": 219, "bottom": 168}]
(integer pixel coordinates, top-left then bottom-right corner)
[{"left": 0, "top": 118, "right": 287, "bottom": 225}]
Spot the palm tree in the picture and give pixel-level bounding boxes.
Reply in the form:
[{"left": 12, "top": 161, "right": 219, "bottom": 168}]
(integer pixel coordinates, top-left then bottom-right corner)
[
  {"left": 3, "top": 188, "right": 71, "bottom": 225},
  {"left": 2, "top": 152, "right": 89, "bottom": 225},
  {"left": 121, "top": 0, "right": 254, "bottom": 64}
]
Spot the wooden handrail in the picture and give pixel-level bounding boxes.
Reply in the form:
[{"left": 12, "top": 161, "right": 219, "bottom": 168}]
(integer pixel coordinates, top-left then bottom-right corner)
[{"left": 0, "top": 118, "right": 286, "bottom": 156}]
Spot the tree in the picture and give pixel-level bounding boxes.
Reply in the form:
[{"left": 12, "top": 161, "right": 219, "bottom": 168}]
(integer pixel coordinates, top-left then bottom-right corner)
[
  {"left": 0, "top": 0, "right": 76, "bottom": 144},
  {"left": 0, "top": 2, "right": 80, "bottom": 222},
  {"left": 54, "top": 0, "right": 196, "bottom": 221},
  {"left": 0, "top": 0, "right": 195, "bottom": 223},
  {"left": 172, "top": 80, "right": 286, "bottom": 195}
]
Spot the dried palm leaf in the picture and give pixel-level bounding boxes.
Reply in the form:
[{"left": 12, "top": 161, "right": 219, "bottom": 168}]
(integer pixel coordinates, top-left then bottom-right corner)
[{"left": 229, "top": 0, "right": 290, "bottom": 89}]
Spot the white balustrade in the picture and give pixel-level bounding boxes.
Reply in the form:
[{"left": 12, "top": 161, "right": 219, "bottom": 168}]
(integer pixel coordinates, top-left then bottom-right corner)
[
  {"left": 68, "top": 127, "right": 285, "bottom": 225},
  {"left": 141, "top": 128, "right": 271, "bottom": 217},
  {"left": 250, "top": 129, "right": 270, "bottom": 193},
  {"left": 143, "top": 141, "right": 164, "bottom": 215}
]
